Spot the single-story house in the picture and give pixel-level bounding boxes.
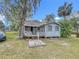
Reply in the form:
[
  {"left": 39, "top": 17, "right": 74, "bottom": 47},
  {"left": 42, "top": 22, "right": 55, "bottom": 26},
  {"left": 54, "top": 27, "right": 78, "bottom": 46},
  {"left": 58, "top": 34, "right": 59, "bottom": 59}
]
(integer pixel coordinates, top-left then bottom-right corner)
[
  {"left": 23, "top": 20, "right": 61, "bottom": 38},
  {"left": 71, "top": 19, "right": 79, "bottom": 34}
]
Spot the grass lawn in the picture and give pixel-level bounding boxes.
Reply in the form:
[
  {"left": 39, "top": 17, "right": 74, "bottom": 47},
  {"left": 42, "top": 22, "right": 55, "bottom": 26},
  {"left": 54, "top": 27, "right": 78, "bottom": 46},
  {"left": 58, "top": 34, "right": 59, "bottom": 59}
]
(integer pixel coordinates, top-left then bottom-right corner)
[{"left": 0, "top": 32, "right": 79, "bottom": 59}]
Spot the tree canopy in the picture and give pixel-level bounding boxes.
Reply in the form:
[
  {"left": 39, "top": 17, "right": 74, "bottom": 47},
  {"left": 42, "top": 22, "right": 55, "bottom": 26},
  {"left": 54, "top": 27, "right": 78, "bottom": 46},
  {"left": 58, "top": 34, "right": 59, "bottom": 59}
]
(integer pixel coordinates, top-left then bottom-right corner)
[
  {"left": 0, "top": 0, "right": 40, "bottom": 38},
  {"left": 0, "top": 21, "right": 4, "bottom": 31},
  {"left": 58, "top": 2, "right": 72, "bottom": 19},
  {"left": 44, "top": 14, "right": 55, "bottom": 23}
]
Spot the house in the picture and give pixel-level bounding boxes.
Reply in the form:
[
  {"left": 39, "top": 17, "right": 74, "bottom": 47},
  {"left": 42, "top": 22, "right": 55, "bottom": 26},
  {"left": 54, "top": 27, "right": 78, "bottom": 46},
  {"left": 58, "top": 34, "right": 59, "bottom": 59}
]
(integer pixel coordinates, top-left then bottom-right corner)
[
  {"left": 23, "top": 20, "right": 61, "bottom": 38},
  {"left": 66, "top": 12, "right": 79, "bottom": 33}
]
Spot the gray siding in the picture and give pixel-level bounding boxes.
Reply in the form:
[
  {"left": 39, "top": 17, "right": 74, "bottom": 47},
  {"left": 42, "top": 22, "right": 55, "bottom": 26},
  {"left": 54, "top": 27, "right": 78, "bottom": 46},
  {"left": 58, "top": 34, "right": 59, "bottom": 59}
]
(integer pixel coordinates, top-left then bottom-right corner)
[{"left": 45, "top": 24, "right": 60, "bottom": 37}]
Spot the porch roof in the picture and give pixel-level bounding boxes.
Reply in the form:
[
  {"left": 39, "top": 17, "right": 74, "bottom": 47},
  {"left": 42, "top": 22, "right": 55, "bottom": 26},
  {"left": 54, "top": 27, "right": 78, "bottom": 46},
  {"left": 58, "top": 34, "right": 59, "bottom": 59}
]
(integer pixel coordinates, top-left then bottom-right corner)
[{"left": 24, "top": 20, "right": 42, "bottom": 27}]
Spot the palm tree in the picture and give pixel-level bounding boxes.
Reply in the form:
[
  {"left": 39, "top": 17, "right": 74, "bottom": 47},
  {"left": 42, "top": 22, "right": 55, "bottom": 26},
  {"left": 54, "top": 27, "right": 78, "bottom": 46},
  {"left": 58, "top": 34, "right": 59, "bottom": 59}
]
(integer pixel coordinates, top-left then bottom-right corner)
[
  {"left": 0, "top": 0, "right": 40, "bottom": 38},
  {"left": 58, "top": 2, "right": 72, "bottom": 19}
]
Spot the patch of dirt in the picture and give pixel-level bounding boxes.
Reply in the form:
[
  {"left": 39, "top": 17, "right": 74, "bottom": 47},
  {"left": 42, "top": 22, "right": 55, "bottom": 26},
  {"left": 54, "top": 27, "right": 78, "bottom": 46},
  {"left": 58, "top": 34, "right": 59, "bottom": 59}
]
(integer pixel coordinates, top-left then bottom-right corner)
[{"left": 0, "top": 45, "right": 11, "bottom": 49}]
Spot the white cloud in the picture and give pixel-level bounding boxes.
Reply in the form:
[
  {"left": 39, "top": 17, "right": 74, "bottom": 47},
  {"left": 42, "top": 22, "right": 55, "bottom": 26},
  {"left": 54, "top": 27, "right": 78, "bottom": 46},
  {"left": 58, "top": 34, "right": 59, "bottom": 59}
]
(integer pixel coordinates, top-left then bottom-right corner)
[
  {"left": 54, "top": 17, "right": 60, "bottom": 20},
  {"left": 39, "top": 20, "right": 42, "bottom": 22}
]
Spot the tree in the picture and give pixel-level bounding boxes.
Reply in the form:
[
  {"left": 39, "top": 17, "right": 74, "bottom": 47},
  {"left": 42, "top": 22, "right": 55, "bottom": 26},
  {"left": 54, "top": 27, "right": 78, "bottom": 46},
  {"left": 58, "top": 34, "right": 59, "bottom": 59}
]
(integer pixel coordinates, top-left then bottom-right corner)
[
  {"left": 0, "top": 0, "right": 40, "bottom": 38},
  {"left": 44, "top": 14, "right": 55, "bottom": 23},
  {"left": 0, "top": 21, "right": 4, "bottom": 31},
  {"left": 58, "top": 2, "right": 72, "bottom": 19},
  {"left": 77, "top": 11, "right": 79, "bottom": 14},
  {"left": 10, "top": 20, "right": 20, "bottom": 31},
  {"left": 59, "top": 20, "right": 72, "bottom": 38}
]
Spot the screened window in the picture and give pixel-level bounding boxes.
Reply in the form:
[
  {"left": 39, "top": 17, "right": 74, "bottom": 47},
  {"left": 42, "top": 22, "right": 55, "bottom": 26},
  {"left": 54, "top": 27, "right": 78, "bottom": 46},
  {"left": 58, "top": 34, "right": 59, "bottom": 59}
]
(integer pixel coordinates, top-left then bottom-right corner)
[
  {"left": 25, "top": 26, "right": 31, "bottom": 31},
  {"left": 48, "top": 25, "right": 52, "bottom": 31},
  {"left": 55, "top": 26, "right": 59, "bottom": 31}
]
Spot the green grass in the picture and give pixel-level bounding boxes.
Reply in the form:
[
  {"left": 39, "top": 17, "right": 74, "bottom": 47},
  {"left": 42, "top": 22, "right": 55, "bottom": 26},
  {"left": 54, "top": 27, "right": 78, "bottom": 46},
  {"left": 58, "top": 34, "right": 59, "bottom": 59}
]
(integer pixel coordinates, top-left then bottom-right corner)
[
  {"left": 5, "top": 32, "right": 18, "bottom": 40},
  {"left": 0, "top": 32, "right": 79, "bottom": 59}
]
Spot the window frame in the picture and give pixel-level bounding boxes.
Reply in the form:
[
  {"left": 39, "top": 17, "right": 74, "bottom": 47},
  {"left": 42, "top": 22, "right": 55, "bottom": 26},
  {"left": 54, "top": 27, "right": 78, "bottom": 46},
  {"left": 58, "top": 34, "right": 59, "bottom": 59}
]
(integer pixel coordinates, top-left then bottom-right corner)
[
  {"left": 55, "top": 25, "right": 59, "bottom": 31},
  {"left": 47, "top": 25, "right": 52, "bottom": 31}
]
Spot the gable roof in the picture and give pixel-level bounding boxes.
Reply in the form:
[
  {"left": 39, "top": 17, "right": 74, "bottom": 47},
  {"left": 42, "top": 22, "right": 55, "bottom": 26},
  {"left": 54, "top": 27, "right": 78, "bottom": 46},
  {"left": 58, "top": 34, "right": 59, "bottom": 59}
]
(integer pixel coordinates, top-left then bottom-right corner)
[
  {"left": 42, "top": 22, "right": 60, "bottom": 26},
  {"left": 24, "top": 20, "right": 60, "bottom": 27}
]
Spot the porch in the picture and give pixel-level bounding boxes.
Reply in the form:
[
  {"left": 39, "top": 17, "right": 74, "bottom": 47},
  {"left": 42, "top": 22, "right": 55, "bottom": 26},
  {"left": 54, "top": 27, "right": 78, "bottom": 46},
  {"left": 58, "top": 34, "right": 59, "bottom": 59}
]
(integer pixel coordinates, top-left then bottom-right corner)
[{"left": 24, "top": 26, "right": 45, "bottom": 37}]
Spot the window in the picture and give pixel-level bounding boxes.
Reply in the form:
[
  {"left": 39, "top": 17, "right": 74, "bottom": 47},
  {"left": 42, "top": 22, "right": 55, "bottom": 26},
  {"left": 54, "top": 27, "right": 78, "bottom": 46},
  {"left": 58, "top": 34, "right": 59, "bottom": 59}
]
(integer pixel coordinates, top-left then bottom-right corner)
[
  {"left": 25, "top": 26, "right": 31, "bottom": 31},
  {"left": 48, "top": 25, "right": 52, "bottom": 31},
  {"left": 55, "top": 26, "right": 59, "bottom": 31},
  {"left": 39, "top": 26, "right": 44, "bottom": 32}
]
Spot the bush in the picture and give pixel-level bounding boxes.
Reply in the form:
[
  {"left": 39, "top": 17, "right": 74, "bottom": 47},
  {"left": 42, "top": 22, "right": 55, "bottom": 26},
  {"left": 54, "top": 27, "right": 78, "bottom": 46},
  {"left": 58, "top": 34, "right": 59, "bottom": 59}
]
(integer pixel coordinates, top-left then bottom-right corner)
[{"left": 59, "top": 20, "right": 72, "bottom": 38}]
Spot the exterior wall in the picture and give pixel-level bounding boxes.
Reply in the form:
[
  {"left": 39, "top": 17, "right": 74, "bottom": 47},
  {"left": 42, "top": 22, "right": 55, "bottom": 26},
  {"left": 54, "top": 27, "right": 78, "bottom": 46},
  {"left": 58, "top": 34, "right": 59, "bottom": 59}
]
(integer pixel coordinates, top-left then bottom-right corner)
[
  {"left": 72, "top": 26, "right": 77, "bottom": 33},
  {"left": 24, "top": 23, "right": 60, "bottom": 37},
  {"left": 45, "top": 24, "right": 60, "bottom": 37},
  {"left": 39, "top": 26, "right": 45, "bottom": 36}
]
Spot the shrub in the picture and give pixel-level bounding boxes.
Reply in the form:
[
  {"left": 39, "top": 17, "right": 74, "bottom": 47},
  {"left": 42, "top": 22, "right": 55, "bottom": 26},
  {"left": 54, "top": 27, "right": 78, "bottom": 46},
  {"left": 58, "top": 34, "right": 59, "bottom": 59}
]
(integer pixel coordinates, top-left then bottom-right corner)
[{"left": 59, "top": 20, "right": 72, "bottom": 38}]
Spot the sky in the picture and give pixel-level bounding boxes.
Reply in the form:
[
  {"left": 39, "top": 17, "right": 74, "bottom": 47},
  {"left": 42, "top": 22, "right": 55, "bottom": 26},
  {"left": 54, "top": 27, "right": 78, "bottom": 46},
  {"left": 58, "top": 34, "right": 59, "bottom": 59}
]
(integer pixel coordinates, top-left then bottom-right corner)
[
  {"left": 0, "top": 14, "right": 10, "bottom": 27},
  {"left": 0, "top": 0, "right": 79, "bottom": 27},
  {"left": 32, "top": 0, "right": 79, "bottom": 20}
]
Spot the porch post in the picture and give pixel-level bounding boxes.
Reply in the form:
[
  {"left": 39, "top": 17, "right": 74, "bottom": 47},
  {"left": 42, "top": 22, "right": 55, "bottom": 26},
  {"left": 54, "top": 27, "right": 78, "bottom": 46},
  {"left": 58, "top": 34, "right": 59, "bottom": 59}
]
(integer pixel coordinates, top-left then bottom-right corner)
[{"left": 37, "top": 31, "right": 39, "bottom": 40}]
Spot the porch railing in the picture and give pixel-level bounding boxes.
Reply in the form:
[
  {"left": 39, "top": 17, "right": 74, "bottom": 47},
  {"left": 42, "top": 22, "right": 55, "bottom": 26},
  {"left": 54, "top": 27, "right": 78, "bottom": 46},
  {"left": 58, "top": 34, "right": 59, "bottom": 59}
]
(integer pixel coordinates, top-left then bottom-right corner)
[{"left": 24, "top": 31, "right": 45, "bottom": 37}]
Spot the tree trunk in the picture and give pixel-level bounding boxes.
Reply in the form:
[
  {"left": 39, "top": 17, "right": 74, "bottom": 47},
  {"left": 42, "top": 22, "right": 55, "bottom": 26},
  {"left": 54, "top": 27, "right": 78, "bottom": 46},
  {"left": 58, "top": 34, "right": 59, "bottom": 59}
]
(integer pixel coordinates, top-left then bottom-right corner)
[
  {"left": 19, "top": 1, "right": 27, "bottom": 39},
  {"left": 19, "top": 7, "right": 26, "bottom": 39},
  {"left": 19, "top": 18, "right": 25, "bottom": 39},
  {"left": 64, "top": 16, "right": 66, "bottom": 20}
]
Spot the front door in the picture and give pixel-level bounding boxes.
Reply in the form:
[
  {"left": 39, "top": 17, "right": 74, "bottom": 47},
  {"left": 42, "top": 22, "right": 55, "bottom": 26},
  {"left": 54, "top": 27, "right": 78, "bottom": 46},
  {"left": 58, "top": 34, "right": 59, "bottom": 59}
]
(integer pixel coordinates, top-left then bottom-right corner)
[
  {"left": 33, "top": 27, "right": 37, "bottom": 35},
  {"left": 31, "top": 27, "right": 37, "bottom": 35}
]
